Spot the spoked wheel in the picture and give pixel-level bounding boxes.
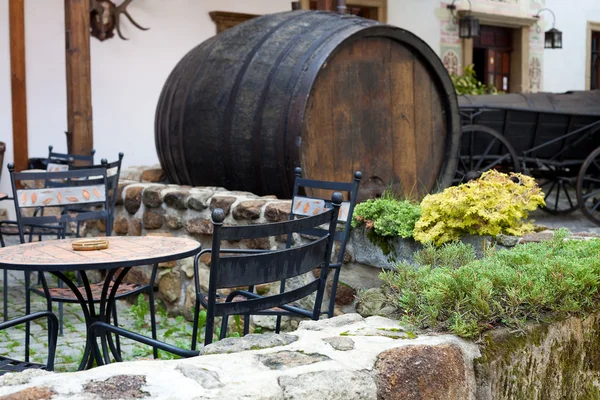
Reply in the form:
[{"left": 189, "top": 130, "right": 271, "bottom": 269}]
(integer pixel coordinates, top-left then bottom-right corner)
[
  {"left": 453, "top": 124, "right": 520, "bottom": 185},
  {"left": 577, "top": 146, "right": 600, "bottom": 226},
  {"left": 537, "top": 164, "right": 579, "bottom": 215}
]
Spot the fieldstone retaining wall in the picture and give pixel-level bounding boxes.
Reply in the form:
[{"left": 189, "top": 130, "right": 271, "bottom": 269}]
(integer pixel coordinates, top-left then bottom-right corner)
[{"left": 3, "top": 313, "right": 600, "bottom": 399}]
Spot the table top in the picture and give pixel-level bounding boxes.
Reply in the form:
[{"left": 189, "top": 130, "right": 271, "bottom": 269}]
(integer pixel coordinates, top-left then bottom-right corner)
[{"left": 0, "top": 236, "right": 201, "bottom": 272}]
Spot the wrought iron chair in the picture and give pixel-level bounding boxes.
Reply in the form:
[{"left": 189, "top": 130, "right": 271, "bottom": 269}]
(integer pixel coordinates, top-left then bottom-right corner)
[
  {"left": 0, "top": 311, "right": 58, "bottom": 375},
  {"left": 286, "top": 168, "right": 362, "bottom": 318},
  {"left": 86, "top": 193, "right": 341, "bottom": 361},
  {"left": 244, "top": 168, "right": 362, "bottom": 332},
  {"left": 8, "top": 163, "right": 154, "bottom": 358}
]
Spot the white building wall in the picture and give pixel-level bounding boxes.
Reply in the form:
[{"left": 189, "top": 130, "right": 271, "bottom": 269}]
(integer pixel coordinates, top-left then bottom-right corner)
[
  {"left": 0, "top": 0, "right": 443, "bottom": 203},
  {"left": 0, "top": 0, "right": 293, "bottom": 204},
  {"left": 388, "top": 0, "right": 441, "bottom": 55},
  {"left": 543, "top": 0, "right": 600, "bottom": 93}
]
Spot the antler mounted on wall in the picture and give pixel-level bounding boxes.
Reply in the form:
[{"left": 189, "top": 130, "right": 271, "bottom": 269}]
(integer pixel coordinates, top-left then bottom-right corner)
[{"left": 90, "top": 0, "right": 149, "bottom": 41}]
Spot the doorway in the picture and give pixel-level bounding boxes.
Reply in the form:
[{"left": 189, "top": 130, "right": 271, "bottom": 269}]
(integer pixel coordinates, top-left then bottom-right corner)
[
  {"left": 592, "top": 31, "right": 600, "bottom": 90},
  {"left": 473, "top": 25, "right": 513, "bottom": 93}
]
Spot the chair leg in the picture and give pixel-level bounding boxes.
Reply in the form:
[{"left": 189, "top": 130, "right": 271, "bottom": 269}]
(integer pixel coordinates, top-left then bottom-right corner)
[
  {"left": 220, "top": 315, "right": 229, "bottom": 340},
  {"left": 24, "top": 272, "right": 31, "bottom": 363},
  {"left": 243, "top": 314, "right": 250, "bottom": 336},
  {"left": 111, "top": 305, "right": 121, "bottom": 357},
  {"left": 55, "top": 275, "right": 65, "bottom": 336},
  {"left": 3, "top": 270, "right": 7, "bottom": 322},
  {"left": 149, "top": 289, "right": 158, "bottom": 359},
  {"left": 328, "top": 267, "right": 342, "bottom": 319},
  {"left": 191, "top": 297, "right": 201, "bottom": 351}
]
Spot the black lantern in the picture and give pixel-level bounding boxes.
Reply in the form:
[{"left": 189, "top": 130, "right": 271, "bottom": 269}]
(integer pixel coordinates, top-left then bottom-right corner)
[
  {"left": 534, "top": 8, "right": 562, "bottom": 49},
  {"left": 447, "top": 0, "right": 480, "bottom": 39},
  {"left": 545, "top": 28, "right": 562, "bottom": 49},
  {"left": 459, "top": 14, "right": 480, "bottom": 39}
]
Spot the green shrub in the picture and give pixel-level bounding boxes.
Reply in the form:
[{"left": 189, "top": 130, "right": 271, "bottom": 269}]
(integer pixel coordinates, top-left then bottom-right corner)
[
  {"left": 450, "top": 64, "right": 502, "bottom": 95},
  {"left": 413, "top": 170, "right": 545, "bottom": 246},
  {"left": 381, "top": 230, "right": 600, "bottom": 338},
  {"left": 352, "top": 191, "right": 421, "bottom": 238}
]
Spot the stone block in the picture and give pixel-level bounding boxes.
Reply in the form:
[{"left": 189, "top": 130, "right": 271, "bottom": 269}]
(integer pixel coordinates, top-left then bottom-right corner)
[
  {"left": 115, "top": 182, "right": 129, "bottom": 205},
  {"left": 375, "top": 344, "right": 468, "bottom": 400},
  {"left": 164, "top": 191, "right": 190, "bottom": 210},
  {"left": 327, "top": 280, "right": 356, "bottom": 306},
  {"left": 159, "top": 261, "right": 177, "bottom": 268},
  {"left": 165, "top": 214, "right": 183, "bottom": 230},
  {"left": 143, "top": 211, "right": 164, "bottom": 230},
  {"left": 158, "top": 270, "right": 182, "bottom": 303},
  {"left": 279, "top": 370, "right": 377, "bottom": 400},
  {"left": 265, "top": 201, "right": 292, "bottom": 222},
  {"left": 188, "top": 189, "right": 214, "bottom": 211},
  {"left": 124, "top": 186, "right": 144, "bottom": 215},
  {"left": 183, "top": 284, "right": 196, "bottom": 322},
  {"left": 241, "top": 237, "right": 271, "bottom": 250},
  {"left": 142, "top": 185, "right": 166, "bottom": 208},
  {"left": 209, "top": 196, "right": 237, "bottom": 215},
  {"left": 96, "top": 219, "right": 106, "bottom": 233},
  {"left": 113, "top": 216, "right": 129, "bottom": 235},
  {"left": 141, "top": 168, "right": 166, "bottom": 183},
  {"left": 186, "top": 218, "right": 213, "bottom": 235},
  {"left": 199, "top": 252, "right": 212, "bottom": 266},
  {"left": 128, "top": 218, "right": 142, "bottom": 236},
  {"left": 232, "top": 200, "right": 267, "bottom": 220},
  {"left": 355, "top": 288, "right": 386, "bottom": 317}
]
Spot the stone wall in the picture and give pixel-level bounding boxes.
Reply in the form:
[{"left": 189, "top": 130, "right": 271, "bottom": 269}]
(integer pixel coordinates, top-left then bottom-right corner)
[{"left": 3, "top": 313, "right": 600, "bottom": 399}]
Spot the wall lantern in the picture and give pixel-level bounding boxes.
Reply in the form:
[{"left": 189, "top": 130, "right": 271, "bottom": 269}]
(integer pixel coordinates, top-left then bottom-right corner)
[
  {"left": 534, "top": 8, "right": 563, "bottom": 49},
  {"left": 447, "top": 0, "right": 480, "bottom": 39}
]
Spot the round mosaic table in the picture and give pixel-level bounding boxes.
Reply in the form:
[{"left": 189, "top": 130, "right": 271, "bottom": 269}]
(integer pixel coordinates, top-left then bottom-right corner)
[{"left": 0, "top": 236, "right": 201, "bottom": 370}]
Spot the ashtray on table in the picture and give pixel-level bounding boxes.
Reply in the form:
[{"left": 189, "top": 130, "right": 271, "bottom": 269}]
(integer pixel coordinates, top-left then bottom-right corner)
[{"left": 72, "top": 239, "right": 109, "bottom": 251}]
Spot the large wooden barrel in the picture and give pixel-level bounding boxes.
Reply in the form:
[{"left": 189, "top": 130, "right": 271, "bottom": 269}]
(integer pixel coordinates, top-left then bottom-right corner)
[{"left": 155, "top": 10, "right": 461, "bottom": 200}]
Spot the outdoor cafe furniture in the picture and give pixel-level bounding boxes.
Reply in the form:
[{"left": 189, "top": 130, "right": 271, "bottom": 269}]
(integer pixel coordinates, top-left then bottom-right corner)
[
  {"left": 0, "top": 311, "right": 58, "bottom": 375},
  {"left": 86, "top": 193, "right": 341, "bottom": 364},
  {"left": 0, "top": 236, "right": 200, "bottom": 370},
  {"left": 5, "top": 163, "right": 161, "bottom": 361},
  {"left": 261, "top": 167, "right": 361, "bottom": 332}
]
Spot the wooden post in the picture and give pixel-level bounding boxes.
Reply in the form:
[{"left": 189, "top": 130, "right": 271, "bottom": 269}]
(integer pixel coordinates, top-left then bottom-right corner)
[
  {"left": 9, "top": 0, "right": 29, "bottom": 172},
  {"left": 299, "top": 0, "right": 310, "bottom": 10},
  {"left": 316, "top": 0, "right": 334, "bottom": 11},
  {"left": 64, "top": 0, "right": 93, "bottom": 157}
]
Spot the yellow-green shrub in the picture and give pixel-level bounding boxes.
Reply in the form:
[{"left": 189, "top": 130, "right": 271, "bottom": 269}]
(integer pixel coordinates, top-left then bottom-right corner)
[{"left": 413, "top": 170, "right": 545, "bottom": 245}]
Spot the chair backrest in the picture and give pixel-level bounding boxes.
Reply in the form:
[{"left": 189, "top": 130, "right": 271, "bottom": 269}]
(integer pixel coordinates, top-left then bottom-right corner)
[
  {"left": 45, "top": 145, "right": 95, "bottom": 174},
  {"left": 204, "top": 192, "right": 343, "bottom": 345},
  {"left": 69, "top": 153, "right": 124, "bottom": 225},
  {"left": 290, "top": 168, "right": 362, "bottom": 264},
  {"left": 8, "top": 164, "right": 110, "bottom": 244}
]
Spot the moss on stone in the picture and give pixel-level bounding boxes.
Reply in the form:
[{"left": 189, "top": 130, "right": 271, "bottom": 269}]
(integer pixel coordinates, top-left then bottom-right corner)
[
  {"left": 475, "top": 314, "right": 600, "bottom": 399},
  {"left": 366, "top": 228, "right": 396, "bottom": 259}
]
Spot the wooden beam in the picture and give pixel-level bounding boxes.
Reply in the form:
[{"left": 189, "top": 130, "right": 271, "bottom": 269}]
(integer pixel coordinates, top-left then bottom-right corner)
[
  {"left": 316, "top": 0, "right": 334, "bottom": 11},
  {"left": 9, "top": 0, "right": 28, "bottom": 173},
  {"left": 64, "top": 0, "right": 93, "bottom": 158},
  {"left": 299, "top": 0, "right": 310, "bottom": 10}
]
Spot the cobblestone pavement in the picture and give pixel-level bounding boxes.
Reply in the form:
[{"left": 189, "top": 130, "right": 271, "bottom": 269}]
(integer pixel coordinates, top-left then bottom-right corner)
[{"left": 0, "top": 238, "right": 199, "bottom": 372}]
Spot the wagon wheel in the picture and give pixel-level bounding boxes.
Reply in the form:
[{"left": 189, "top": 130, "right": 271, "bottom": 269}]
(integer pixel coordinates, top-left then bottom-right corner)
[
  {"left": 537, "top": 164, "right": 579, "bottom": 215},
  {"left": 453, "top": 124, "right": 520, "bottom": 185},
  {"left": 576, "top": 146, "right": 600, "bottom": 226}
]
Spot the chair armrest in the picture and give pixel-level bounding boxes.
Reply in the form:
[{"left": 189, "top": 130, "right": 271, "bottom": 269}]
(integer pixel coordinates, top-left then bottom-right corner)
[{"left": 0, "top": 311, "right": 59, "bottom": 371}]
